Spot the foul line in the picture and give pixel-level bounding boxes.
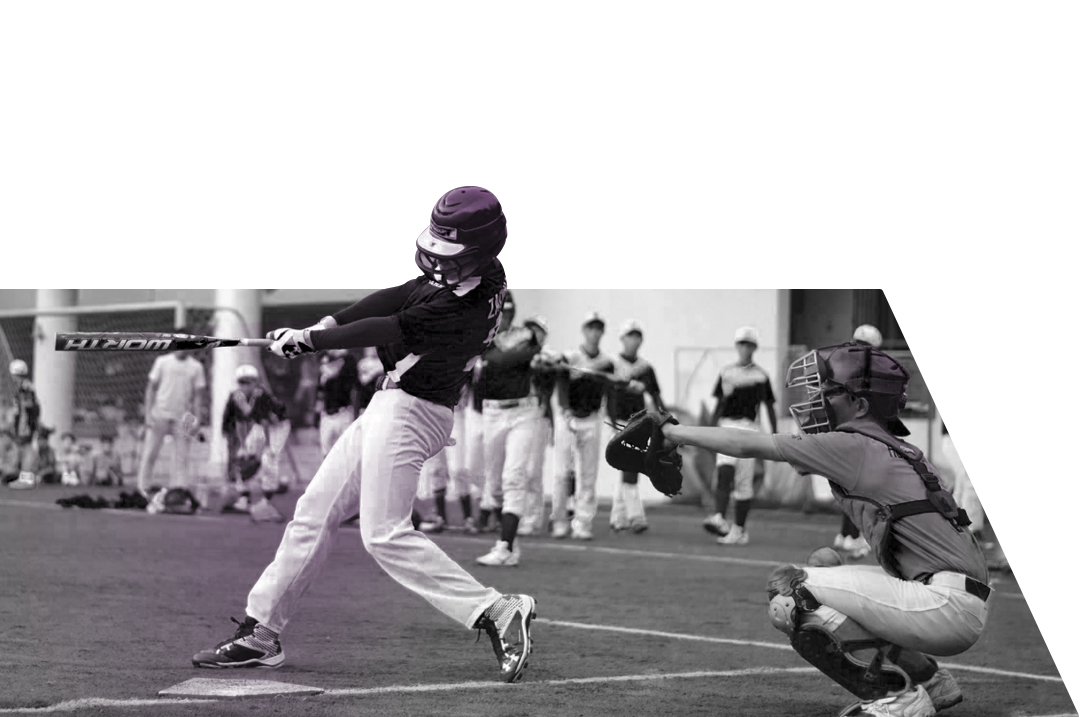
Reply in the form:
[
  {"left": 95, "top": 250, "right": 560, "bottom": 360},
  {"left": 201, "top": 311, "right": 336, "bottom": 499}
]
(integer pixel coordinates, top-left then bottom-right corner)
[
  {"left": 539, "top": 618, "right": 1064, "bottom": 684},
  {"left": 0, "top": 699, "right": 215, "bottom": 714}
]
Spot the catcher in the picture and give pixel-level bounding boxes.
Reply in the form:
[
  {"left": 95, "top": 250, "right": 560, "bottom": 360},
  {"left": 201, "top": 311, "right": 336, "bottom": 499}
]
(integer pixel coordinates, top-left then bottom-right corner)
[{"left": 606, "top": 343, "right": 988, "bottom": 717}]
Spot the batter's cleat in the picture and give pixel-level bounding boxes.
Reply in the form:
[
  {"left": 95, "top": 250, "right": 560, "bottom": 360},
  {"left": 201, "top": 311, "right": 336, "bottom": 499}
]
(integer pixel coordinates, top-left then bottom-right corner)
[
  {"left": 702, "top": 513, "right": 730, "bottom": 537},
  {"left": 476, "top": 540, "right": 520, "bottom": 567},
  {"left": 840, "top": 685, "right": 935, "bottom": 717},
  {"left": 250, "top": 498, "right": 285, "bottom": 524},
  {"left": 192, "top": 616, "right": 284, "bottom": 669},
  {"left": 7, "top": 472, "right": 39, "bottom": 490},
  {"left": 473, "top": 594, "right": 537, "bottom": 683},
  {"left": 551, "top": 521, "right": 570, "bottom": 539},
  {"left": 419, "top": 515, "right": 446, "bottom": 533},
  {"left": 629, "top": 517, "right": 649, "bottom": 534},
  {"left": 921, "top": 668, "right": 962, "bottom": 711},
  {"left": 716, "top": 525, "right": 749, "bottom": 546}
]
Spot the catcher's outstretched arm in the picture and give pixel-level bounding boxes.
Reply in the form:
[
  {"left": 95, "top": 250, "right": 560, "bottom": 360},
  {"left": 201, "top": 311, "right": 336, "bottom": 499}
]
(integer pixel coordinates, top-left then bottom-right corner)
[{"left": 663, "top": 425, "right": 784, "bottom": 462}]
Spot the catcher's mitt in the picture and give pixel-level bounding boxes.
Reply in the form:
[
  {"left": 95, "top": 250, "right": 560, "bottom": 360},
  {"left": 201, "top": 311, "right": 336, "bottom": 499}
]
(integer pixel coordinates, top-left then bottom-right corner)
[{"left": 605, "top": 409, "right": 684, "bottom": 497}]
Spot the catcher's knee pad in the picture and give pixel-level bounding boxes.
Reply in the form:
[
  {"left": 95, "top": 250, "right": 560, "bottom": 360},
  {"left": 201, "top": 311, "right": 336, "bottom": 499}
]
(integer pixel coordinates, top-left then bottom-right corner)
[
  {"left": 790, "top": 624, "right": 912, "bottom": 702},
  {"left": 766, "top": 565, "right": 820, "bottom": 635}
]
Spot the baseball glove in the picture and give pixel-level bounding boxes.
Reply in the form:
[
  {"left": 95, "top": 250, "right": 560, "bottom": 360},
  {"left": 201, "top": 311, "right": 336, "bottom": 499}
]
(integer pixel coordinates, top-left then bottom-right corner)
[{"left": 605, "top": 409, "right": 684, "bottom": 497}]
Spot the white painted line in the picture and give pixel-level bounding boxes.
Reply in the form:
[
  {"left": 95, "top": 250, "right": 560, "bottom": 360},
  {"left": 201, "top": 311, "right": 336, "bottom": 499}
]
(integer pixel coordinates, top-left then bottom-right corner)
[
  {"left": 0, "top": 698, "right": 217, "bottom": 714},
  {"left": 537, "top": 618, "right": 1065, "bottom": 684}
]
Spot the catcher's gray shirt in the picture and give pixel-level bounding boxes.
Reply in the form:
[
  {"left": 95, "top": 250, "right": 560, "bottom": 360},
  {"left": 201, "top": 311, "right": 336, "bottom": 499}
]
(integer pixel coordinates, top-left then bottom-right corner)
[{"left": 772, "top": 428, "right": 988, "bottom": 584}]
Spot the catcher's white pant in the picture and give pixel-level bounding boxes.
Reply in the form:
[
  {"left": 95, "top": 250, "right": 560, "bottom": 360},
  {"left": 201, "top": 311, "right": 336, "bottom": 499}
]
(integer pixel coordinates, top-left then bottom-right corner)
[
  {"left": 716, "top": 417, "right": 759, "bottom": 501},
  {"left": 320, "top": 407, "right": 356, "bottom": 458},
  {"left": 521, "top": 416, "right": 551, "bottom": 531},
  {"left": 137, "top": 417, "right": 193, "bottom": 491},
  {"left": 446, "top": 403, "right": 484, "bottom": 502},
  {"left": 551, "top": 411, "right": 602, "bottom": 532},
  {"left": 801, "top": 565, "right": 990, "bottom": 657},
  {"left": 246, "top": 387, "right": 501, "bottom": 633},
  {"left": 479, "top": 398, "right": 543, "bottom": 517}
]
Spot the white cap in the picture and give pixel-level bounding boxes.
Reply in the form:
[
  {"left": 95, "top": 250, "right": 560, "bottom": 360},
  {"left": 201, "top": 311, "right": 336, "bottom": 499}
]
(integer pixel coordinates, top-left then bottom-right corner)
[
  {"left": 734, "top": 326, "right": 759, "bottom": 346},
  {"left": 853, "top": 324, "right": 883, "bottom": 348},
  {"left": 326, "top": 348, "right": 351, "bottom": 359},
  {"left": 620, "top": 320, "right": 643, "bottom": 338},
  {"left": 235, "top": 364, "right": 259, "bottom": 382},
  {"left": 582, "top": 311, "right": 605, "bottom": 328},
  {"left": 523, "top": 314, "right": 549, "bottom": 335},
  {"left": 9, "top": 359, "right": 28, "bottom": 376}
]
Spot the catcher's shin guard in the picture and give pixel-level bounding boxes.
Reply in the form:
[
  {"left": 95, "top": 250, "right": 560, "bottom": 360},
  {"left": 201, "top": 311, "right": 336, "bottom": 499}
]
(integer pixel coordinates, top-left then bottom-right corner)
[{"left": 790, "top": 625, "right": 912, "bottom": 702}]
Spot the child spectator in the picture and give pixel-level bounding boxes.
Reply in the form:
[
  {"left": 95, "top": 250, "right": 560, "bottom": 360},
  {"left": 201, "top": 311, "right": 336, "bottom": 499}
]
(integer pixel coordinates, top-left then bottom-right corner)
[
  {"left": 90, "top": 435, "right": 124, "bottom": 486},
  {"left": 57, "top": 432, "right": 81, "bottom": 486}
]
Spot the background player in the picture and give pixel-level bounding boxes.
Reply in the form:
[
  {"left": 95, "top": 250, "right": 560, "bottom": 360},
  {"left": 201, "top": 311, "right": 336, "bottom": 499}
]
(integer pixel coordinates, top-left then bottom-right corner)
[
  {"left": 136, "top": 333, "right": 207, "bottom": 504},
  {"left": 475, "top": 311, "right": 548, "bottom": 567},
  {"left": 548, "top": 311, "right": 616, "bottom": 540},
  {"left": 192, "top": 186, "right": 536, "bottom": 684},
  {"left": 474, "top": 290, "right": 515, "bottom": 533},
  {"left": 661, "top": 342, "right": 987, "bottom": 717},
  {"left": 607, "top": 320, "right": 663, "bottom": 534},
  {"left": 702, "top": 326, "right": 777, "bottom": 546},
  {"left": 518, "top": 316, "right": 554, "bottom": 536},
  {"left": 317, "top": 348, "right": 358, "bottom": 459},
  {"left": 222, "top": 364, "right": 291, "bottom": 523},
  {"left": 4, "top": 359, "right": 41, "bottom": 490}
]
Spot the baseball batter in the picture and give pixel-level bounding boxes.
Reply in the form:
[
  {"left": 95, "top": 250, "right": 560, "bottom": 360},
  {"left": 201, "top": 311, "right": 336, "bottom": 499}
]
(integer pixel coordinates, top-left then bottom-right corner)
[
  {"left": 702, "top": 326, "right": 777, "bottom": 546},
  {"left": 548, "top": 311, "right": 616, "bottom": 540},
  {"left": 474, "top": 314, "right": 548, "bottom": 567},
  {"left": 607, "top": 321, "right": 664, "bottom": 534},
  {"left": 662, "top": 342, "right": 988, "bottom": 717},
  {"left": 192, "top": 186, "right": 537, "bottom": 684}
]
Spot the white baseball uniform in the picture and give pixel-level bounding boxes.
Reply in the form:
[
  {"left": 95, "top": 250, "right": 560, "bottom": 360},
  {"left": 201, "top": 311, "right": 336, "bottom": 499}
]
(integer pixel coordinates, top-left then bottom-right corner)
[{"left": 137, "top": 354, "right": 206, "bottom": 490}]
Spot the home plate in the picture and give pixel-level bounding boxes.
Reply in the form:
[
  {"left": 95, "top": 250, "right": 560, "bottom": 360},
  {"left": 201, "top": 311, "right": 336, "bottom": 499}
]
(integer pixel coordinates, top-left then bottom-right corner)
[{"left": 159, "top": 678, "right": 325, "bottom": 699}]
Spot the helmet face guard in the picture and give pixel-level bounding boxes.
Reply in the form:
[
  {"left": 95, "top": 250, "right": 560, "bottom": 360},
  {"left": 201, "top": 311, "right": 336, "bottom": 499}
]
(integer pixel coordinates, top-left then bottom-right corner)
[{"left": 786, "top": 350, "right": 839, "bottom": 434}]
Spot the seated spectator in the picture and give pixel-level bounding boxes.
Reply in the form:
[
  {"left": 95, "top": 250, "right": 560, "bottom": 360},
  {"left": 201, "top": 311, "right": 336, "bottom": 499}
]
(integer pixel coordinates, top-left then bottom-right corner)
[
  {"left": 57, "top": 432, "right": 80, "bottom": 486},
  {"left": 90, "top": 435, "right": 124, "bottom": 486}
]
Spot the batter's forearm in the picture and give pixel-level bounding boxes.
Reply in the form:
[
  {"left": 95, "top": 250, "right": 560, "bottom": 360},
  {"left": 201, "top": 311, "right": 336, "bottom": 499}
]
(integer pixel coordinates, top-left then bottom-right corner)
[
  {"left": 332, "top": 283, "right": 415, "bottom": 325},
  {"left": 663, "top": 424, "right": 783, "bottom": 461},
  {"left": 312, "top": 316, "right": 404, "bottom": 350}
]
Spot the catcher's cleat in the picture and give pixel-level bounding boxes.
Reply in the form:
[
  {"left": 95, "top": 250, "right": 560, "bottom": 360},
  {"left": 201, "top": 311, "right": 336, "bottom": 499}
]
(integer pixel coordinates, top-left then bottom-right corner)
[
  {"left": 839, "top": 685, "right": 935, "bottom": 717},
  {"left": 716, "top": 525, "right": 749, "bottom": 545},
  {"left": 192, "top": 616, "right": 284, "bottom": 669},
  {"left": 250, "top": 498, "right": 285, "bottom": 523},
  {"left": 703, "top": 513, "right": 730, "bottom": 537},
  {"left": 921, "top": 668, "right": 962, "bottom": 711},
  {"left": 473, "top": 595, "right": 537, "bottom": 683},
  {"left": 476, "top": 540, "right": 520, "bottom": 567}
]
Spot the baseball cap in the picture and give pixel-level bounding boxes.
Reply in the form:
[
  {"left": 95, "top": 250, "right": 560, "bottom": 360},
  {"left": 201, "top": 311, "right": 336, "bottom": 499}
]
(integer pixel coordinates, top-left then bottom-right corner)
[
  {"left": 503, "top": 290, "right": 515, "bottom": 312},
  {"left": 853, "top": 324, "right": 883, "bottom": 349},
  {"left": 235, "top": 364, "right": 259, "bottom": 382},
  {"left": 734, "top": 326, "right": 759, "bottom": 346},
  {"left": 9, "top": 359, "right": 28, "bottom": 376},
  {"left": 523, "top": 314, "right": 549, "bottom": 335},
  {"left": 582, "top": 311, "right": 605, "bottom": 329},
  {"left": 620, "top": 320, "right": 643, "bottom": 338}
]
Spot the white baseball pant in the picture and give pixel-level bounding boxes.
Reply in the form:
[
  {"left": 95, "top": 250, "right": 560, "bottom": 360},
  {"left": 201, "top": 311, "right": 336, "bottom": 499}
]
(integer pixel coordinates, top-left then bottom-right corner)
[
  {"left": 137, "top": 417, "right": 193, "bottom": 491},
  {"left": 801, "top": 564, "right": 989, "bottom": 657},
  {"left": 446, "top": 402, "right": 484, "bottom": 502},
  {"left": 418, "top": 446, "right": 450, "bottom": 501},
  {"left": 551, "top": 411, "right": 602, "bottom": 532},
  {"left": 245, "top": 387, "right": 501, "bottom": 633},
  {"left": 319, "top": 407, "right": 356, "bottom": 458},
  {"left": 716, "top": 417, "right": 759, "bottom": 501},
  {"left": 480, "top": 398, "right": 542, "bottom": 518},
  {"left": 522, "top": 415, "right": 551, "bottom": 531}
]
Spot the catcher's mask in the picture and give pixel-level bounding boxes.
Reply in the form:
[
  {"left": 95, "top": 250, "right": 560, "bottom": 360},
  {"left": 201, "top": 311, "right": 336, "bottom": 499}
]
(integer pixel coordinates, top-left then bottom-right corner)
[
  {"left": 415, "top": 186, "right": 507, "bottom": 288},
  {"left": 786, "top": 343, "right": 910, "bottom": 435}
]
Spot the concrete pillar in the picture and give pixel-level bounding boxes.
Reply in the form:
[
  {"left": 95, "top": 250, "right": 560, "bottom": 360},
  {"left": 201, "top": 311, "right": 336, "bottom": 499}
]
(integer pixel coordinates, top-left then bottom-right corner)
[
  {"left": 207, "top": 289, "right": 263, "bottom": 483},
  {"left": 32, "top": 289, "right": 78, "bottom": 437}
]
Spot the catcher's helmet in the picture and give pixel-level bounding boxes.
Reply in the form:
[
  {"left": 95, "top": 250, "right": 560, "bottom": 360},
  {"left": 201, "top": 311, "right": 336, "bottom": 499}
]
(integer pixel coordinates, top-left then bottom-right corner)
[
  {"left": 415, "top": 186, "right": 507, "bottom": 288},
  {"left": 786, "top": 343, "right": 910, "bottom": 436}
]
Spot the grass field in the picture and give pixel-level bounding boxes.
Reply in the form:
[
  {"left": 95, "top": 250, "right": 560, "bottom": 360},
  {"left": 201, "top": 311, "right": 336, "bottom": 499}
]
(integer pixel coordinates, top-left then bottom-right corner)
[{"left": 1, "top": 483, "right": 1074, "bottom": 717}]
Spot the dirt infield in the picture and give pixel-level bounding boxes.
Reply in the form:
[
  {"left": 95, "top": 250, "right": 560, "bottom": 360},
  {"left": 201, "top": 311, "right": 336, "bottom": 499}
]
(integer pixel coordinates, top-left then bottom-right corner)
[{"left": 0, "top": 485, "right": 1073, "bottom": 716}]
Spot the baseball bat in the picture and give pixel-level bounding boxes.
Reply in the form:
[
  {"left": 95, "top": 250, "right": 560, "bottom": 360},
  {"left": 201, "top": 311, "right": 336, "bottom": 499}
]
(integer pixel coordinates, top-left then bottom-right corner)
[{"left": 54, "top": 332, "right": 274, "bottom": 352}]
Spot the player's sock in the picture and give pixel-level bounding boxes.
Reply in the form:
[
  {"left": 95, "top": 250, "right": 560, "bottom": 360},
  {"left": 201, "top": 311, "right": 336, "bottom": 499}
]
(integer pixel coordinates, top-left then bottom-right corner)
[
  {"left": 501, "top": 513, "right": 520, "bottom": 549},
  {"left": 460, "top": 495, "right": 473, "bottom": 520},
  {"left": 479, "top": 508, "right": 492, "bottom": 530},
  {"left": 493, "top": 507, "right": 503, "bottom": 526},
  {"left": 434, "top": 488, "right": 447, "bottom": 521},
  {"left": 715, "top": 466, "right": 735, "bottom": 517},
  {"left": 841, "top": 514, "right": 860, "bottom": 538},
  {"left": 734, "top": 499, "right": 752, "bottom": 528}
]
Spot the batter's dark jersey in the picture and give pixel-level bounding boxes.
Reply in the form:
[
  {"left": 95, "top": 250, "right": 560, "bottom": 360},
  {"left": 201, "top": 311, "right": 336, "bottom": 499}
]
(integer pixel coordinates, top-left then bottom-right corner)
[
  {"left": 609, "top": 354, "right": 663, "bottom": 421},
  {"left": 712, "top": 362, "right": 775, "bottom": 423},
  {"left": 379, "top": 262, "right": 508, "bottom": 410},
  {"left": 318, "top": 357, "right": 358, "bottom": 415},
  {"left": 476, "top": 327, "right": 543, "bottom": 402}
]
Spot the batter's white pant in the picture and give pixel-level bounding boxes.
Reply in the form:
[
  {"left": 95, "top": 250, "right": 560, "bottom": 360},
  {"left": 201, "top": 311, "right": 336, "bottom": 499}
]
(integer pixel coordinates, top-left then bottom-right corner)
[
  {"left": 137, "top": 417, "right": 193, "bottom": 491},
  {"left": 246, "top": 388, "right": 501, "bottom": 633},
  {"left": 320, "top": 407, "right": 356, "bottom": 458},
  {"left": 480, "top": 399, "right": 543, "bottom": 517},
  {"left": 522, "top": 416, "right": 551, "bottom": 531},
  {"left": 446, "top": 403, "right": 484, "bottom": 502},
  {"left": 801, "top": 565, "right": 990, "bottom": 657},
  {"left": 716, "top": 417, "right": 759, "bottom": 501},
  {"left": 551, "top": 411, "right": 602, "bottom": 532}
]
